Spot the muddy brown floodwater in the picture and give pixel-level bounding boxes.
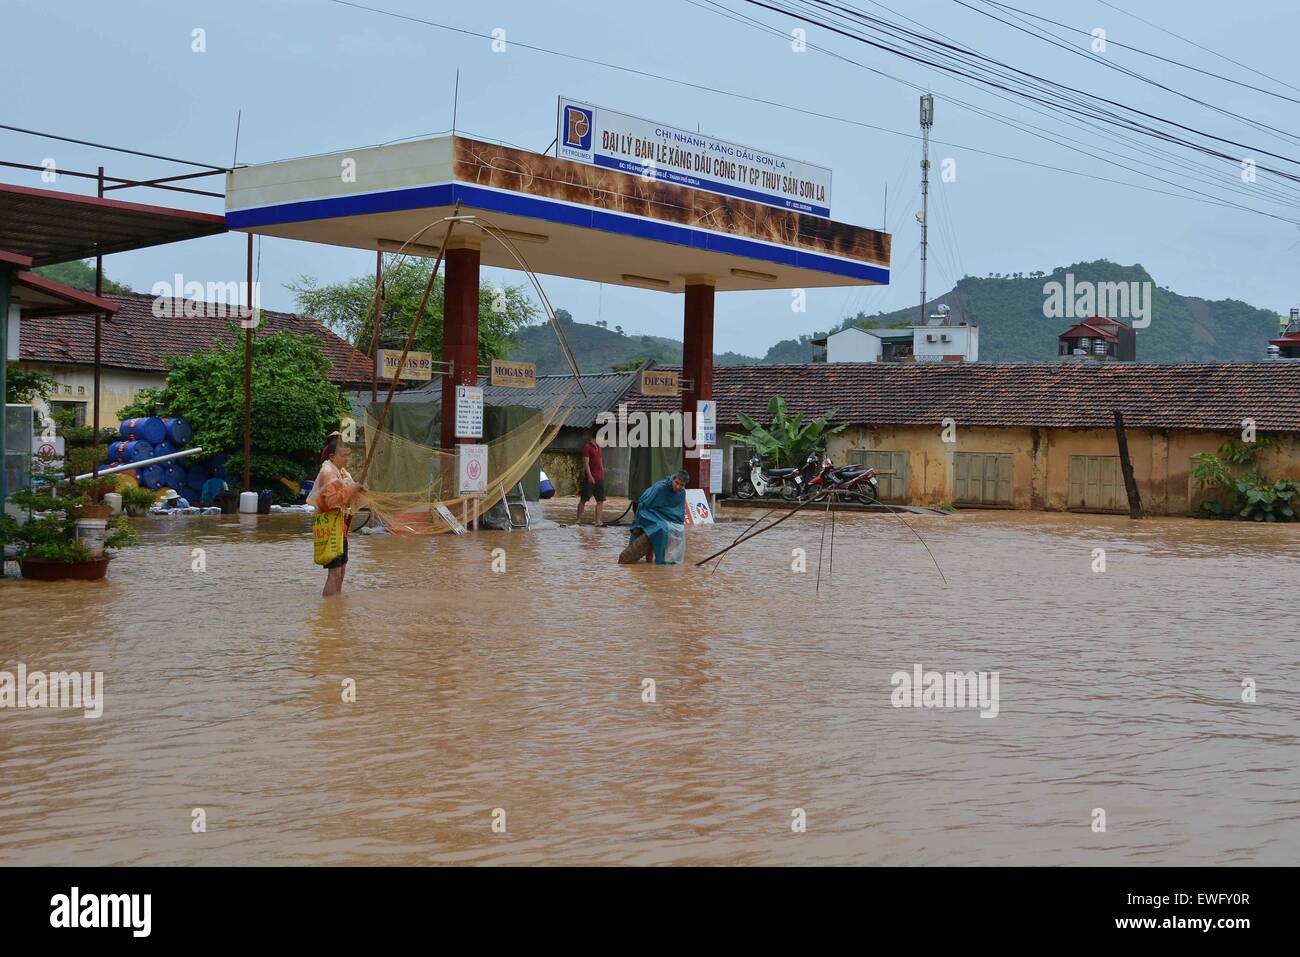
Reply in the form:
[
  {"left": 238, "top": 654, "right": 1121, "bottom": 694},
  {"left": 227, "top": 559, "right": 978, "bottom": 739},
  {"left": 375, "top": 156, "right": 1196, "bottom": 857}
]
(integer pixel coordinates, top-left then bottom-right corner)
[{"left": 1, "top": 507, "right": 1297, "bottom": 865}]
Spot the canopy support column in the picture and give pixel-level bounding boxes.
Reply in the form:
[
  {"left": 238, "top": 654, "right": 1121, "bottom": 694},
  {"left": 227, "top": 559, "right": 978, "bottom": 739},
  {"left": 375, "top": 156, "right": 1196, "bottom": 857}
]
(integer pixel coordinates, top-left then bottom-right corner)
[
  {"left": 681, "top": 276, "right": 715, "bottom": 490},
  {"left": 439, "top": 240, "right": 480, "bottom": 453}
]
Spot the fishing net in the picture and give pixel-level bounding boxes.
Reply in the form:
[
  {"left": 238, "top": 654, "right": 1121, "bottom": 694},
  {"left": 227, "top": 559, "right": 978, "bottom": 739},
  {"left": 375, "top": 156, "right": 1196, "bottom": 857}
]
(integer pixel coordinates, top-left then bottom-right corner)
[
  {"left": 329, "top": 210, "right": 586, "bottom": 535},
  {"left": 356, "top": 380, "right": 577, "bottom": 535}
]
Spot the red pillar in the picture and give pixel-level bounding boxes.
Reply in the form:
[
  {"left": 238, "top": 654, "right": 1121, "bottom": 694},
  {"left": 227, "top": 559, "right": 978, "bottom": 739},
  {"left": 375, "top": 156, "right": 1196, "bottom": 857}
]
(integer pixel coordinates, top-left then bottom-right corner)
[
  {"left": 439, "top": 243, "right": 480, "bottom": 452},
  {"left": 681, "top": 277, "right": 715, "bottom": 490}
]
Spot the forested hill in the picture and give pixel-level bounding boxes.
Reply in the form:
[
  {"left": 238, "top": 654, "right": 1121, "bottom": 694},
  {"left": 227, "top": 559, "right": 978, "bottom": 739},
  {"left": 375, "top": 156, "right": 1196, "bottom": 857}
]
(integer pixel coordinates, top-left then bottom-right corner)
[
  {"left": 511, "top": 261, "right": 1284, "bottom": 372},
  {"left": 821, "top": 261, "right": 1282, "bottom": 363}
]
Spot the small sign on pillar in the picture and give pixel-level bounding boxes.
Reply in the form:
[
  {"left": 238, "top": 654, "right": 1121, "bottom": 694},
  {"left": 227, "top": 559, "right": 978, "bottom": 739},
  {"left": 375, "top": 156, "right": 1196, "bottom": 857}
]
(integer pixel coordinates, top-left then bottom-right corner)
[
  {"left": 696, "top": 400, "right": 717, "bottom": 446},
  {"left": 455, "top": 385, "right": 484, "bottom": 439}
]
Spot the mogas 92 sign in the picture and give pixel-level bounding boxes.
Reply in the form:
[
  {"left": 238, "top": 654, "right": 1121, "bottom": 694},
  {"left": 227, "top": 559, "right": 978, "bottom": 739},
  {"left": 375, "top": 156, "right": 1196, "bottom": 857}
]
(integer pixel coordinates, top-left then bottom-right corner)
[{"left": 558, "top": 97, "right": 833, "bottom": 217}]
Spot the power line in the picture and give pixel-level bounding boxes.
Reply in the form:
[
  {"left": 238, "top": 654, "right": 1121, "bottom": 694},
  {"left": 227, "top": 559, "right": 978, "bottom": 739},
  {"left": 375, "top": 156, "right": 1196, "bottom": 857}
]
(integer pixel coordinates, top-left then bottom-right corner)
[
  {"left": 768, "top": 0, "right": 1300, "bottom": 174},
  {"left": 318, "top": 0, "right": 1300, "bottom": 224},
  {"left": 697, "top": 0, "right": 1300, "bottom": 221},
  {"left": 1093, "top": 0, "right": 1300, "bottom": 96},
  {"left": 953, "top": 0, "right": 1300, "bottom": 150},
  {"left": 979, "top": 0, "right": 1300, "bottom": 106}
]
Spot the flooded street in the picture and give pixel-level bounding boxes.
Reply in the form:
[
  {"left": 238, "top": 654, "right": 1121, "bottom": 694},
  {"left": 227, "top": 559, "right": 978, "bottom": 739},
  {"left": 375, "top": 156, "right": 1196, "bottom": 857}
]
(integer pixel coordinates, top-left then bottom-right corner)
[{"left": 1, "top": 507, "right": 1297, "bottom": 866}]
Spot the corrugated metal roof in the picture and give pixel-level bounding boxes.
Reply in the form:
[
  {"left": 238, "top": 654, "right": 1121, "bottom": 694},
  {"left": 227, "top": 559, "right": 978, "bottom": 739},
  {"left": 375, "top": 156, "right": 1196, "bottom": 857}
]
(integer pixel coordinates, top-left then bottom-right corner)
[
  {"left": 350, "top": 371, "right": 641, "bottom": 428},
  {"left": 0, "top": 183, "right": 226, "bottom": 266}
]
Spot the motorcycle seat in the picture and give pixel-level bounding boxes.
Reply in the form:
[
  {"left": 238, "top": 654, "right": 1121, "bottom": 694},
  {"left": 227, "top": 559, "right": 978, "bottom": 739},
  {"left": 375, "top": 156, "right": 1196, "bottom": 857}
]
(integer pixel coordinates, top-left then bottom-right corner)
[{"left": 766, "top": 468, "right": 798, "bottom": 477}]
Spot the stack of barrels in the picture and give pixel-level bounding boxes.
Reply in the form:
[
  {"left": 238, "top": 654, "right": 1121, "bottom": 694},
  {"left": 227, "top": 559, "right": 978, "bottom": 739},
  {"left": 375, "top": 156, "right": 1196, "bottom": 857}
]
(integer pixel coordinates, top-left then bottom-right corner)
[{"left": 104, "top": 416, "right": 209, "bottom": 500}]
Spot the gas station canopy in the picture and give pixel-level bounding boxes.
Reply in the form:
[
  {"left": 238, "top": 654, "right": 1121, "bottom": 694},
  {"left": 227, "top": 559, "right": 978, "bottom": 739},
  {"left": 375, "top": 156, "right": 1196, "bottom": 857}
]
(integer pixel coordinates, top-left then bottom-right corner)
[{"left": 225, "top": 136, "right": 890, "bottom": 293}]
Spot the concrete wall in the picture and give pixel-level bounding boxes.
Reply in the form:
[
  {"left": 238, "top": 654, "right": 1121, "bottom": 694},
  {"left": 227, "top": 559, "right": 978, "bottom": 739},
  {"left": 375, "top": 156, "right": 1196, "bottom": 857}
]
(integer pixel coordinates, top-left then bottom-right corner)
[
  {"left": 540, "top": 440, "right": 630, "bottom": 497},
  {"left": 17, "top": 363, "right": 164, "bottom": 428},
  {"left": 829, "top": 424, "right": 1300, "bottom": 515}
]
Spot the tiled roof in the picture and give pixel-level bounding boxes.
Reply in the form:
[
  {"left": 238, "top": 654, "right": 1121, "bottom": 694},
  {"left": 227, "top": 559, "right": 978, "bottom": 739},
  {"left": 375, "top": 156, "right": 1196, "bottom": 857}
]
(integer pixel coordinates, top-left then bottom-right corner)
[
  {"left": 624, "top": 362, "right": 1300, "bottom": 432},
  {"left": 18, "top": 292, "right": 372, "bottom": 384},
  {"left": 1059, "top": 320, "right": 1119, "bottom": 342},
  {"left": 350, "top": 371, "right": 641, "bottom": 428}
]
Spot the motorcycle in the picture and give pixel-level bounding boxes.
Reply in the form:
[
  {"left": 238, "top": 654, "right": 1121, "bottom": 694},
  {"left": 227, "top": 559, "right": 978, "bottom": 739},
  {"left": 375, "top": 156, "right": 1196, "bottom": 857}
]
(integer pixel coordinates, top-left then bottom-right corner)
[
  {"left": 803, "top": 456, "right": 881, "bottom": 505},
  {"left": 735, "top": 452, "right": 818, "bottom": 501}
]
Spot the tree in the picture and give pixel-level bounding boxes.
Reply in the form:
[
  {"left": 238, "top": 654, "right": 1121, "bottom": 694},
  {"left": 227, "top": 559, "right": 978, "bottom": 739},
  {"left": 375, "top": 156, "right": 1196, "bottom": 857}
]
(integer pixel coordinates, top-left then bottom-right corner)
[
  {"left": 726, "top": 395, "right": 845, "bottom": 468},
  {"left": 611, "top": 357, "right": 646, "bottom": 372},
  {"left": 614, "top": 325, "right": 625, "bottom": 336},
  {"left": 118, "top": 325, "right": 348, "bottom": 488},
  {"left": 31, "top": 259, "right": 132, "bottom": 293},
  {"left": 289, "top": 258, "right": 537, "bottom": 369},
  {"left": 5, "top": 364, "right": 56, "bottom": 404}
]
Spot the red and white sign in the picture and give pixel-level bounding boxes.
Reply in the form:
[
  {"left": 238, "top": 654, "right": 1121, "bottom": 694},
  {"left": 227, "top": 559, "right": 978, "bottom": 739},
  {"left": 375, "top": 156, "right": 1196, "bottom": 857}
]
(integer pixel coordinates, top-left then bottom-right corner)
[
  {"left": 457, "top": 443, "right": 488, "bottom": 496},
  {"left": 683, "top": 488, "right": 714, "bottom": 525}
]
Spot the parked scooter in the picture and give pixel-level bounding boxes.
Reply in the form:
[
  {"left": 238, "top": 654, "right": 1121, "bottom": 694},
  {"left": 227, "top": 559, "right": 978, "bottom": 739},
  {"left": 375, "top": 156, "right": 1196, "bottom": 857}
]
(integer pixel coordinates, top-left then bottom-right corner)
[{"left": 735, "top": 452, "right": 818, "bottom": 500}]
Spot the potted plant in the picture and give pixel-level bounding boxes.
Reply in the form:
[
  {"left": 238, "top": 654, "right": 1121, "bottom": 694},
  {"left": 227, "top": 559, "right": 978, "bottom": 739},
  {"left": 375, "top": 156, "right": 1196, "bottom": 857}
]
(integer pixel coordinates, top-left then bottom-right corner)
[
  {"left": 119, "top": 485, "right": 158, "bottom": 517},
  {"left": 0, "top": 467, "right": 138, "bottom": 581}
]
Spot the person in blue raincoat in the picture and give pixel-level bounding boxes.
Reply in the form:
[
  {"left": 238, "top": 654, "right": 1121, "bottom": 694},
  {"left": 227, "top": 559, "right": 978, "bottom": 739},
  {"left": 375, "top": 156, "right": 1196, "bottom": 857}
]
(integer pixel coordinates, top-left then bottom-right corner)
[{"left": 619, "top": 470, "right": 689, "bottom": 564}]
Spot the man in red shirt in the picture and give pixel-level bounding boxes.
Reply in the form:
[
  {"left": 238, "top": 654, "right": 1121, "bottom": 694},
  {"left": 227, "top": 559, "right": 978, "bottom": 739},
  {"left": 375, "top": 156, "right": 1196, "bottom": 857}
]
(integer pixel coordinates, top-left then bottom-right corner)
[{"left": 577, "top": 427, "right": 607, "bottom": 526}]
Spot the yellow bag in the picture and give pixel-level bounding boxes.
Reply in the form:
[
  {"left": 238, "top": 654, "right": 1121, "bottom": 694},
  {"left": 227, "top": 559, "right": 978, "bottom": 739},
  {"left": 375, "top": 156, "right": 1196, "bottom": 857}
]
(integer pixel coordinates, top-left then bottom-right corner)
[{"left": 313, "top": 509, "right": 346, "bottom": 565}]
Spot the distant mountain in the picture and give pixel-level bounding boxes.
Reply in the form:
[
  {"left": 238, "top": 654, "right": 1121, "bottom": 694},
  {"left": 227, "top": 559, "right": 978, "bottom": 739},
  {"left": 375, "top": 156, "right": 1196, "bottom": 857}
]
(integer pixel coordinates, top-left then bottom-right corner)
[
  {"left": 509, "top": 261, "right": 1285, "bottom": 371},
  {"left": 816, "top": 260, "right": 1282, "bottom": 363}
]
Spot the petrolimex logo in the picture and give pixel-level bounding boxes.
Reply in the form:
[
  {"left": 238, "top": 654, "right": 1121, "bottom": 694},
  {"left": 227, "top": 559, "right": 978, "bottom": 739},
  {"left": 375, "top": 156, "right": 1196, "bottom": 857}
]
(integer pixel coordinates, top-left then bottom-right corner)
[{"left": 562, "top": 103, "right": 593, "bottom": 155}]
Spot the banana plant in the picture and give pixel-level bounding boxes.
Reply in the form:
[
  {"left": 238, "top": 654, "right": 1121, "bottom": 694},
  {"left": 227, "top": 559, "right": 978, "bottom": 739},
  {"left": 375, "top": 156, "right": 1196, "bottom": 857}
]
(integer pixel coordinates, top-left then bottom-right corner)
[{"left": 726, "top": 395, "right": 845, "bottom": 468}]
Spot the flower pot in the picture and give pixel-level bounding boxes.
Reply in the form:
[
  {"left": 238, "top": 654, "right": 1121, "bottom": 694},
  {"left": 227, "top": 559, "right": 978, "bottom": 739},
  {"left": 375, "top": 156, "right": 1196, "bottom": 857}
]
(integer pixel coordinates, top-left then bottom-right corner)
[
  {"left": 18, "top": 556, "right": 112, "bottom": 581},
  {"left": 71, "top": 504, "right": 113, "bottom": 520},
  {"left": 124, "top": 502, "right": 148, "bottom": 517}
]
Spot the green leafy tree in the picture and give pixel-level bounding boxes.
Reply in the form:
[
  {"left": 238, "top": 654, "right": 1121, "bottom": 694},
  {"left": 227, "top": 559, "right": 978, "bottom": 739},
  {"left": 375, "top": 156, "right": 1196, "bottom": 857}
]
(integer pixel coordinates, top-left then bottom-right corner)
[
  {"left": 289, "top": 260, "right": 537, "bottom": 370},
  {"left": 726, "top": 395, "right": 845, "bottom": 467},
  {"left": 5, "top": 364, "right": 57, "bottom": 404},
  {"left": 118, "top": 325, "right": 348, "bottom": 488},
  {"left": 30, "top": 259, "right": 132, "bottom": 293}
]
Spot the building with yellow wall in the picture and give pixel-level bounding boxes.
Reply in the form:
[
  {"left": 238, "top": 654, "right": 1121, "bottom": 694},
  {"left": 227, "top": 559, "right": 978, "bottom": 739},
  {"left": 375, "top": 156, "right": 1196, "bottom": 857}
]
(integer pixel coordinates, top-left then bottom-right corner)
[{"left": 627, "top": 361, "right": 1300, "bottom": 515}]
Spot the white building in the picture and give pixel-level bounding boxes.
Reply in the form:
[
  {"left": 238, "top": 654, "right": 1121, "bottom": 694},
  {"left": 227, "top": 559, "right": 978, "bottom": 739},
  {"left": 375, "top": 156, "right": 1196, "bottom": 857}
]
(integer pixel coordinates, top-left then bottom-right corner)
[
  {"left": 816, "top": 313, "right": 979, "bottom": 364},
  {"left": 912, "top": 322, "right": 979, "bottom": 362},
  {"left": 823, "top": 326, "right": 883, "bottom": 362}
]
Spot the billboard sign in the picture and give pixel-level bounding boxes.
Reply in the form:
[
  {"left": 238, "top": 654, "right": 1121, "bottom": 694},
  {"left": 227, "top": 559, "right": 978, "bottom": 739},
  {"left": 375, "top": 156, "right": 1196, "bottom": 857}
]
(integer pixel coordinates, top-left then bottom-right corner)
[{"left": 558, "top": 97, "right": 832, "bottom": 217}]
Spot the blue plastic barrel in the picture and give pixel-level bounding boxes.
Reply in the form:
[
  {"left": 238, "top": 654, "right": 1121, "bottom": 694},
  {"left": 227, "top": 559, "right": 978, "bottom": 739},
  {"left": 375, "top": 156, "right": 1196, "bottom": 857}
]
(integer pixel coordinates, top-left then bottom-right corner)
[
  {"left": 163, "top": 417, "right": 193, "bottom": 446},
  {"left": 209, "top": 453, "right": 231, "bottom": 480},
  {"left": 153, "top": 441, "right": 177, "bottom": 458},
  {"left": 162, "top": 462, "right": 186, "bottom": 488},
  {"left": 185, "top": 464, "right": 209, "bottom": 488},
  {"left": 108, "top": 440, "right": 153, "bottom": 463},
  {"left": 119, "top": 417, "right": 167, "bottom": 445},
  {"left": 139, "top": 464, "right": 166, "bottom": 490}
]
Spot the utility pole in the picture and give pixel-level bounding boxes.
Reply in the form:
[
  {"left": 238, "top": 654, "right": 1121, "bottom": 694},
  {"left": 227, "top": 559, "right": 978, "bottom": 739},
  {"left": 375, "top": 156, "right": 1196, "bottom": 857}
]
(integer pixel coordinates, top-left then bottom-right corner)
[{"left": 918, "top": 94, "right": 934, "bottom": 327}]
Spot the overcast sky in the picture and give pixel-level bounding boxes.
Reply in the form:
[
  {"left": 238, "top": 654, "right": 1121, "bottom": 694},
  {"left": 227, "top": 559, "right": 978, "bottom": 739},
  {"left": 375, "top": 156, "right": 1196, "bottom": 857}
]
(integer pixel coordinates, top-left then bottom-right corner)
[{"left": 5, "top": 0, "right": 1298, "bottom": 354}]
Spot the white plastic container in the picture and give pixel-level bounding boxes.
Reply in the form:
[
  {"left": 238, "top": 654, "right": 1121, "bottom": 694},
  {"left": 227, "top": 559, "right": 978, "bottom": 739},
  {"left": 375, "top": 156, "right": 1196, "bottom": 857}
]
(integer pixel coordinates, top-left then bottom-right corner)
[
  {"left": 103, "top": 492, "right": 123, "bottom": 515},
  {"left": 239, "top": 490, "right": 259, "bottom": 513},
  {"left": 75, "top": 518, "right": 109, "bottom": 557}
]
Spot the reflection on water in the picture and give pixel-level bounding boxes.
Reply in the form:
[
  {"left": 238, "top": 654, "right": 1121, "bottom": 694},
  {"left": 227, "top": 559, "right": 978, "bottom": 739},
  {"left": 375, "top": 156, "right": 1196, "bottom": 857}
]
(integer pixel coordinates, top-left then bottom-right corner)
[{"left": 1, "top": 509, "right": 1297, "bottom": 865}]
